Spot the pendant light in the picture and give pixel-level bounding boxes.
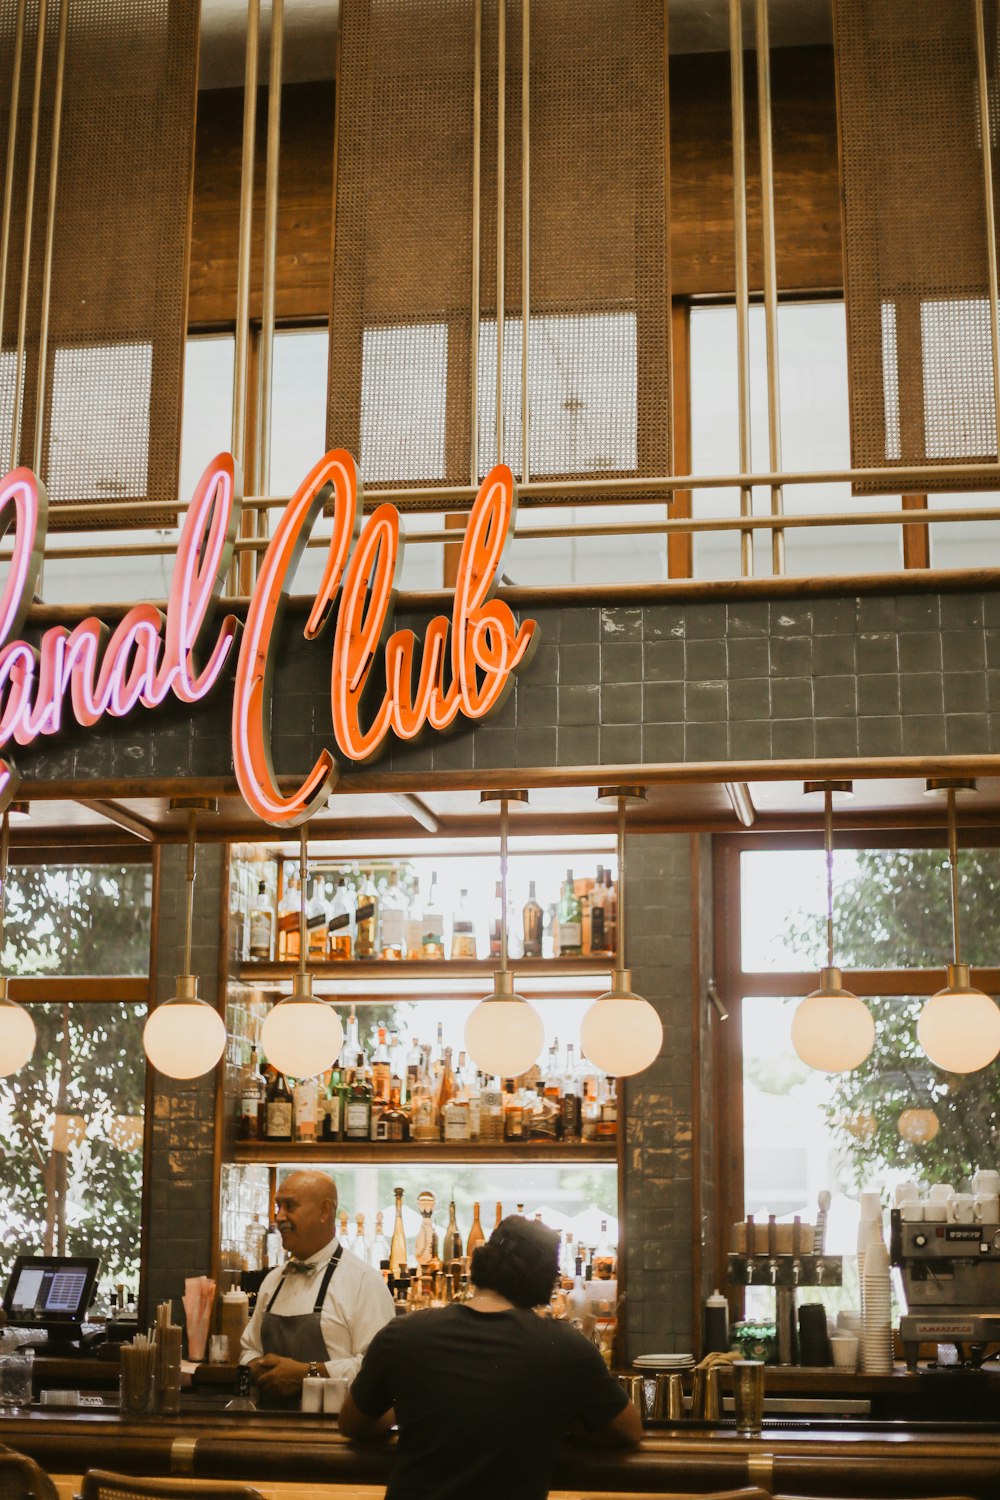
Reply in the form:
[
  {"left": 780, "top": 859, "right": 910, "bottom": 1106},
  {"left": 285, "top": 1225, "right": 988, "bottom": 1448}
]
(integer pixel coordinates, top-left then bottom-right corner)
[
  {"left": 917, "top": 779, "right": 1000, "bottom": 1073},
  {"left": 580, "top": 787, "right": 663, "bottom": 1076},
  {"left": 0, "top": 804, "right": 36, "bottom": 1077},
  {"left": 464, "top": 790, "right": 544, "bottom": 1077},
  {"left": 791, "top": 782, "right": 875, "bottom": 1073},
  {"left": 260, "top": 823, "right": 343, "bottom": 1078},
  {"left": 143, "top": 799, "right": 227, "bottom": 1079}
]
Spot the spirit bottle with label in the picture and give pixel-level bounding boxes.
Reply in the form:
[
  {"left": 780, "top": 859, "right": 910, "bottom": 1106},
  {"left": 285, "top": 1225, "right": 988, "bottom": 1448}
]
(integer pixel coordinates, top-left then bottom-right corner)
[
  {"left": 450, "top": 888, "right": 477, "bottom": 960},
  {"left": 557, "top": 870, "right": 583, "bottom": 956},
  {"left": 248, "top": 880, "right": 274, "bottom": 960}
]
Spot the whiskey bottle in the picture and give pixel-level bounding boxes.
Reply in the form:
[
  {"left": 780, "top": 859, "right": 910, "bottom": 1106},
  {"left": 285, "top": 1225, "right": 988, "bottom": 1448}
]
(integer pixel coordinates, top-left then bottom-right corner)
[
  {"left": 503, "top": 1079, "right": 526, "bottom": 1141},
  {"left": 371, "top": 1025, "right": 392, "bottom": 1103},
  {"left": 344, "top": 1062, "right": 373, "bottom": 1140},
  {"left": 277, "top": 872, "right": 301, "bottom": 962},
  {"left": 466, "top": 1202, "right": 486, "bottom": 1258},
  {"left": 265, "top": 1068, "right": 293, "bottom": 1140},
  {"left": 376, "top": 1084, "right": 411, "bottom": 1142},
  {"left": 248, "top": 880, "right": 274, "bottom": 960},
  {"left": 450, "top": 888, "right": 477, "bottom": 960},
  {"left": 522, "top": 880, "right": 543, "bottom": 958},
  {"left": 355, "top": 870, "right": 379, "bottom": 958},
  {"left": 557, "top": 870, "right": 583, "bottom": 956},
  {"left": 389, "top": 1186, "right": 408, "bottom": 1278},
  {"left": 239, "top": 1044, "right": 266, "bottom": 1140},
  {"left": 442, "top": 1200, "right": 463, "bottom": 1265}
]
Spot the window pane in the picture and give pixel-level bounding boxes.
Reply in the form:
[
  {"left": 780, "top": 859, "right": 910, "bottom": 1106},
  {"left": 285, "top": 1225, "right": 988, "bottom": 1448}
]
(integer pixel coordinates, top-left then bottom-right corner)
[
  {"left": 5, "top": 864, "right": 152, "bottom": 978},
  {"left": 179, "top": 334, "right": 235, "bottom": 502},
  {"left": 270, "top": 329, "right": 331, "bottom": 493},
  {"left": 0, "top": 1001, "right": 146, "bottom": 1291}
]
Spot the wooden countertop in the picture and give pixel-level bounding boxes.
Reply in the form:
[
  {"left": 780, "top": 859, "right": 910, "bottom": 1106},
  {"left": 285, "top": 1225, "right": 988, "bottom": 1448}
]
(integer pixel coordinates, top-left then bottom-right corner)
[{"left": 3, "top": 1405, "right": 999, "bottom": 1498}]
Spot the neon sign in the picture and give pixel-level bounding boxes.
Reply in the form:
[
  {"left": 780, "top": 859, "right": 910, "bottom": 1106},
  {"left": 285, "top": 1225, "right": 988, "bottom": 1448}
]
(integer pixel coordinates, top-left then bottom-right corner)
[{"left": 0, "top": 452, "right": 537, "bottom": 825}]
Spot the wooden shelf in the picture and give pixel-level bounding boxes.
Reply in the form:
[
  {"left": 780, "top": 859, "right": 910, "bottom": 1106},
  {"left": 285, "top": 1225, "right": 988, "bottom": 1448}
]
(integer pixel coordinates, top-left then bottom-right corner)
[
  {"left": 236, "top": 956, "right": 614, "bottom": 982},
  {"left": 233, "top": 1139, "right": 618, "bottom": 1164}
]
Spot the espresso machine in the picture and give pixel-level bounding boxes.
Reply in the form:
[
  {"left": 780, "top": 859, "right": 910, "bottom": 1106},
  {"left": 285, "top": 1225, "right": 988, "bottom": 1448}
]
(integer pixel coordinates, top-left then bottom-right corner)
[
  {"left": 891, "top": 1209, "right": 1000, "bottom": 1367},
  {"left": 727, "top": 1213, "right": 842, "bottom": 1364}
]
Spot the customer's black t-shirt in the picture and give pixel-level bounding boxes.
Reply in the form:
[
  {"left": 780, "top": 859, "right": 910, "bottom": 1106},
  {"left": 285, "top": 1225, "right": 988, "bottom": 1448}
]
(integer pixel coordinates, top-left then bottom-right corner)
[{"left": 349, "top": 1303, "right": 628, "bottom": 1500}]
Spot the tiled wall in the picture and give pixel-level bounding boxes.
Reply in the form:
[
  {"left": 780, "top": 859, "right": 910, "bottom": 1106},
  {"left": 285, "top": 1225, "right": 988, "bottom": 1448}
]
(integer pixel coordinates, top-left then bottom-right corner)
[
  {"left": 144, "top": 843, "right": 223, "bottom": 1316},
  {"left": 16, "top": 588, "right": 999, "bottom": 786}
]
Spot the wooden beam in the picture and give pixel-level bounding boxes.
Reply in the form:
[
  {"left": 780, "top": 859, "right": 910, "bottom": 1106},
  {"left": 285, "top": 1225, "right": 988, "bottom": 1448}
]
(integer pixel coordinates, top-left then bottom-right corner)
[
  {"left": 77, "top": 799, "right": 157, "bottom": 842},
  {"left": 390, "top": 792, "right": 442, "bottom": 833},
  {"left": 7, "top": 976, "right": 149, "bottom": 1002}
]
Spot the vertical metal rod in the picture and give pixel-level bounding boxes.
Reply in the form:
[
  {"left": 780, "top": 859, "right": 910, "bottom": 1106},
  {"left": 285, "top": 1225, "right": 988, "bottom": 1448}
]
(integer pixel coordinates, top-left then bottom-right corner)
[
  {"left": 183, "top": 809, "right": 197, "bottom": 976},
  {"left": 754, "top": 0, "right": 784, "bottom": 574},
  {"left": 11, "top": 0, "right": 49, "bottom": 465},
  {"left": 470, "top": 0, "right": 482, "bottom": 486},
  {"left": 0, "top": 808, "right": 10, "bottom": 942},
  {"left": 616, "top": 795, "right": 626, "bottom": 972},
  {"left": 496, "top": 0, "right": 506, "bottom": 466},
  {"left": 520, "top": 0, "right": 530, "bottom": 484},
  {"left": 0, "top": 0, "right": 28, "bottom": 408},
  {"left": 728, "top": 0, "right": 753, "bottom": 577},
  {"left": 947, "top": 787, "right": 962, "bottom": 966},
  {"left": 824, "top": 789, "right": 834, "bottom": 969},
  {"left": 298, "top": 820, "right": 308, "bottom": 978},
  {"left": 499, "top": 796, "right": 509, "bottom": 974},
  {"left": 33, "top": 0, "right": 70, "bottom": 479},
  {"left": 232, "top": 0, "right": 261, "bottom": 472},
  {"left": 257, "top": 0, "right": 284, "bottom": 507},
  {"left": 974, "top": 0, "right": 1000, "bottom": 460}
]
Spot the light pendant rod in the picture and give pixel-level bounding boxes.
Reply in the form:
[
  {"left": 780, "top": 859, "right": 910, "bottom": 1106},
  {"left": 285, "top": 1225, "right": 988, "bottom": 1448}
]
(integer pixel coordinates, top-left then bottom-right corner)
[
  {"left": 824, "top": 787, "right": 834, "bottom": 970},
  {"left": 299, "top": 821, "right": 308, "bottom": 979},
  {"left": 947, "top": 785, "right": 962, "bottom": 967},
  {"left": 183, "top": 808, "right": 197, "bottom": 976},
  {"left": 616, "top": 794, "right": 627, "bottom": 970},
  {"left": 499, "top": 794, "right": 509, "bottom": 977},
  {"left": 0, "top": 806, "right": 9, "bottom": 946}
]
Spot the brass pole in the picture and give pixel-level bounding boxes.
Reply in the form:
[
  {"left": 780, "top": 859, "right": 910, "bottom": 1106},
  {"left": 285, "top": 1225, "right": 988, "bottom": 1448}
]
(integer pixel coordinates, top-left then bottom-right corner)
[
  {"left": 183, "top": 809, "right": 197, "bottom": 977},
  {"left": 0, "top": 0, "right": 27, "bottom": 426},
  {"left": 499, "top": 795, "right": 509, "bottom": 975},
  {"left": 974, "top": 0, "right": 1000, "bottom": 459},
  {"left": 33, "top": 0, "right": 70, "bottom": 481},
  {"left": 470, "top": 0, "right": 481, "bottom": 486},
  {"left": 755, "top": 0, "right": 784, "bottom": 574},
  {"left": 11, "top": 0, "right": 49, "bottom": 466},
  {"left": 729, "top": 0, "right": 753, "bottom": 578},
  {"left": 496, "top": 0, "right": 506, "bottom": 466},
  {"left": 947, "top": 786, "right": 962, "bottom": 967},
  {"left": 256, "top": 0, "right": 284, "bottom": 549},
  {"left": 232, "top": 0, "right": 261, "bottom": 473},
  {"left": 0, "top": 808, "right": 9, "bottom": 941},
  {"left": 521, "top": 0, "right": 530, "bottom": 484},
  {"left": 824, "top": 788, "right": 834, "bottom": 969},
  {"left": 298, "top": 820, "right": 308, "bottom": 978}
]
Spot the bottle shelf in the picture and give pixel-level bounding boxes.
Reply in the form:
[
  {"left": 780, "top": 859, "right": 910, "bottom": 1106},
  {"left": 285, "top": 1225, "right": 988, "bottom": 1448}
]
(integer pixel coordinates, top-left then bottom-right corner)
[
  {"left": 234, "top": 1139, "right": 618, "bottom": 1164},
  {"left": 237, "top": 957, "right": 614, "bottom": 982}
]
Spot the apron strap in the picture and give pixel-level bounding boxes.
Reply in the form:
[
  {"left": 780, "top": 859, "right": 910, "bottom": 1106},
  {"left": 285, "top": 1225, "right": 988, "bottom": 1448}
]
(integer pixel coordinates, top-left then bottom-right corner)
[{"left": 265, "top": 1241, "right": 344, "bottom": 1316}]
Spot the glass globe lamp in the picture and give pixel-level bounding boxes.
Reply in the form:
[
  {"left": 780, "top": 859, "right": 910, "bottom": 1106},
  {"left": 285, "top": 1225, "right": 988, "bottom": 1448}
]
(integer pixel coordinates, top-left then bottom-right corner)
[
  {"left": 260, "top": 975, "right": 344, "bottom": 1079},
  {"left": 917, "top": 963, "right": 1000, "bottom": 1073},
  {"left": 465, "top": 971, "right": 544, "bottom": 1078},
  {"left": 143, "top": 975, "right": 227, "bottom": 1079},
  {"left": 791, "top": 967, "right": 875, "bottom": 1072},
  {"left": 580, "top": 969, "right": 662, "bottom": 1076},
  {"left": 0, "top": 979, "right": 36, "bottom": 1076}
]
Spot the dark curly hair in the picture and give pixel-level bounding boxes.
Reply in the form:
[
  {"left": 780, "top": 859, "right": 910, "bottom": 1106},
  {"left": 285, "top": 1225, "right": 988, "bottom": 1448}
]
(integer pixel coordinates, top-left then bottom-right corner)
[{"left": 468, "top": 1216, "right": 560, "bottom": 1308}]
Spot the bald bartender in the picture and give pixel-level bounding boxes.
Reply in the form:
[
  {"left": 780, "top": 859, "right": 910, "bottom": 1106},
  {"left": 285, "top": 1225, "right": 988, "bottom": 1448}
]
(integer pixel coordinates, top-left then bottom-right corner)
[{"left": 241, "top": 1170, "right": 394, "bottom": 1406}]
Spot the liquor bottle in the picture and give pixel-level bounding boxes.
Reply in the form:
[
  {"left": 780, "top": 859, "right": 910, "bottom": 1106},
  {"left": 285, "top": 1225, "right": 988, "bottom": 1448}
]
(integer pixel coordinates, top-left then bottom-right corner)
[
  {"left": 597, "top": 1076, "right": 618, "bottom": 1138},
  {"left": 604, "top": 867, "right": 617, "bottom": 957},
  {"left": 370, "top": 1211, "right": 390, "bottom": 1270},
  {"left": 266, "top": 1220, "right": 283, "bottom": 1267},
  {"left": 467, "top": 1070, "right": 482, "bottom": 1140},
  {"left": 379, "top": 868, "right": 407, "bottom": 958},
  {"left": 544, "top": 1041, "right": 563, "bottom": 1106},
  {"left": 389, "top": 1186, "right": 408, "bottom": 1278},
  {"left": 245, "top": 1213, "right": 267, "bottom": 1270},
  {"left": 421, "top": 872, "right": 445, "bottom": 958},
  {"left": 410, "top": 1047, "right": 438, "bottom": 1142},
  {"left": 353, "top": 1213, "right": 368, "bottom": 1263},
  {"left": 503, "top": 1079, "right": 526, "bottom": 1141},
  {"left": 355, "top": 870, "right": 379, "bottom": 958},
  {"left": 566, "top": 1256, "right": 587, "bottom": 1327},
  {"left": 466, "top": 1202, "right": 486, "bottom": 1259},
  {"left": 371, "top": 1025, "right": 392, "bottom": 1103},
  {"left": 557, "top": 869, "right": 583, "bottom": 955},
  {"left": 450, "top": 888, "right": 477, "bottom": 960},
  {"left": 277, "top": 871, "right": 300, "bottom": 961},
  {"left": 307, "top": 877, "right": 329, "bottom": 961},
  {"left": 593, "top": 1220, "right": 617, "bottom": 1279},
  {"left": 479, "top": 1075, "right": 503, "bottom": 1141},
  {"left": 529, "top": 1079, "right": 559, "bottom": 1141},
  {"left": 338, "top": 1210, "right": 352, "bottom": 1252},
  {"left": 522, "top": 880, "right": 543, "bottom": 958},
  {"left": 589, "top": 865, "right": 608, "bottom": 955},
  {"left": 435, "top": 1046, "right": 457, "bottom": 1125},
  {"left": 560, "top": 1043, "right": 581, "bottom": 1142},
  {"left": 405, "top": 883, "right": 425, "bottom": 961},
  {"left": 248, "top": 880, "right": 274, "bottom": 960},
  {"left": 404, "top": 1036, "right": 423, "bottom": 1107},
  {"left": 239, "top": 1043, "right": 266, "bottom": 1140},
  {"left": 322, "top": 1066, "right": 343, "bottom": 1141},
  {"left": 340, "top": 1005, "right": 367, "bottom": 1070},
  {"left": 442, "top": 1095, "right": 470, "bottom": 1141},
  {"left": 376, "top": 1084, "right": 411, "bottom": 1142},
  {"left": 265, "top": 1069, "right": 293, "bottom": 1140},
  {"left": 489, "top": 880, "right": 504, "bottom": 958},
  {"left": 442, "top": 1200, "right": 463, "bottom": 1265},
  {"left": 293, "top": 1074, "right": 320, "bottom": 1142},
  {"left": 327, "top": 877, "right": 355, "bottom": 959},
  {"left": 344, "top": 1062, "right": 373, "bottom": 1140},
  {"left": 494, "top": 1202, "right": 503, "bottom": 1230}
]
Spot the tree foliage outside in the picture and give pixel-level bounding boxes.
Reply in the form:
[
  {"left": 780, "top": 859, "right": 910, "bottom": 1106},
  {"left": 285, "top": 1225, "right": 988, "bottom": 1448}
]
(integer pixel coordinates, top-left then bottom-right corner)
[
  {"left": 0, "top": 864, "right": 152, "bottom": 1292},
  {"left": 786, "top": 848, "right": 1000, "bottom": 1190}
]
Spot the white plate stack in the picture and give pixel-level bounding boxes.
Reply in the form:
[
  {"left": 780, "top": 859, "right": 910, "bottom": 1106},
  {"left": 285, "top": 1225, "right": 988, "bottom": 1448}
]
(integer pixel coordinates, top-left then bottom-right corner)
[
  {"left": 861, "top": 1241, "right": 893, "bottom": 1374},
  {"left": 633, "top": 1353, "right": 695, "bottom": 1371}
]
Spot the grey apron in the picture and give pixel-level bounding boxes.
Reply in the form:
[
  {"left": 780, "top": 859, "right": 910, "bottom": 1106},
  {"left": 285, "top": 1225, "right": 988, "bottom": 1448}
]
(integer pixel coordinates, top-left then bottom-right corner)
[{"left": 257, "top": 1243, "right": 343, "bottom": 1408}]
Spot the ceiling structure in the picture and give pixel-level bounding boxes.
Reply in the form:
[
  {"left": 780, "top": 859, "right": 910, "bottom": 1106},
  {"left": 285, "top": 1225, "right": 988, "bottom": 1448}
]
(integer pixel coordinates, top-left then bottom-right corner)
[
  {"left": 9, "top": 773, "right": 1000, "bottom": 852},
  {"left": 197, "top": 0, "right": 833, "bottom": 90}
]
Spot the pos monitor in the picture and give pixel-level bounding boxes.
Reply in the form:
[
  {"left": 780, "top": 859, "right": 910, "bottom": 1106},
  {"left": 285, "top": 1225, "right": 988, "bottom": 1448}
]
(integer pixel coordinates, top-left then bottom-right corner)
[{"left": 2, "top": 1255, "right": 100, "bottom": 1335}]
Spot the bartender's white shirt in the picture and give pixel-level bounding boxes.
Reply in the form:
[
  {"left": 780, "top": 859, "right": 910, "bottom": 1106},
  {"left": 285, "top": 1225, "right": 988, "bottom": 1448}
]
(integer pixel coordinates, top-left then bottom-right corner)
[{"left": 240, "top": 1238, "right": 394, "bottom": 1383}]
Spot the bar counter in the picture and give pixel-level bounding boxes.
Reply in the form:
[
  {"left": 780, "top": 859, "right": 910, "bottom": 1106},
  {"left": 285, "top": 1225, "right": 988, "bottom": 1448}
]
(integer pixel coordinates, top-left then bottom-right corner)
[{"left": 3, "top": 1405, "right": 1000, "bottom": 1498}]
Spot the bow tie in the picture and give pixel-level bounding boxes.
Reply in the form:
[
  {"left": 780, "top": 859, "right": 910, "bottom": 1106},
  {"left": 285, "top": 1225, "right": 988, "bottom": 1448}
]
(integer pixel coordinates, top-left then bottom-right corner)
[{"left": 287, "top": 1258, "right": 319, "bottom": 1275}]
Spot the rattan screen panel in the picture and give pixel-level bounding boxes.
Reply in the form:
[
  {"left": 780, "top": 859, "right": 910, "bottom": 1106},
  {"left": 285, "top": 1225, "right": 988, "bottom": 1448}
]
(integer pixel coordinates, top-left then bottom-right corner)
[
  {"left": 329, "top": 0, "right": 671, "bottom": 501},
  {"left": 0, "top": 0, "right": 198, "bottom": 527},
  {"left": 835, "top": 0, "right": 1000, "bottom": 492}
]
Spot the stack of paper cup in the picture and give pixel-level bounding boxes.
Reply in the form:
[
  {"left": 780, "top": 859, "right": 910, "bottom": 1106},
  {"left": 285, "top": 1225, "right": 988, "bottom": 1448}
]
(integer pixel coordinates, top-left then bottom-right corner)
[
  {"left": 856, "top": 1193, "right": 885, "bottom": 1371},
  {"left": 861, "top": 1241, "right": 893, "bottom": 1374}
]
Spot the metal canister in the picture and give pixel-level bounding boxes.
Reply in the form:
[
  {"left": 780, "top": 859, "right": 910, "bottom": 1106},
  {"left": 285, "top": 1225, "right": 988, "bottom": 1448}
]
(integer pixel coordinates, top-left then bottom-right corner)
[
  {"left": 690, "top": 1363, "right": 721, "bottom": 1422},
  {"left": 649, "top": 1371, "right": 685, "bottom": 1420}
]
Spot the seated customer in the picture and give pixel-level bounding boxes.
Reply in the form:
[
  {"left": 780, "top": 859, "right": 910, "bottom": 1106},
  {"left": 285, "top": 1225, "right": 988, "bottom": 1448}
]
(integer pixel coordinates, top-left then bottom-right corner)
[{"left": 341, "top": 1215, "right": 640, "bottom": 1499}]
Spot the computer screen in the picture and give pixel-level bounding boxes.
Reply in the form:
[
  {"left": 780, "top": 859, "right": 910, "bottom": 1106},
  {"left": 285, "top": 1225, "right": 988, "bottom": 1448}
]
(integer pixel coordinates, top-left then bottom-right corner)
[{"left": 2, "top": 1255, "right": 99, "bottom": 1328}]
